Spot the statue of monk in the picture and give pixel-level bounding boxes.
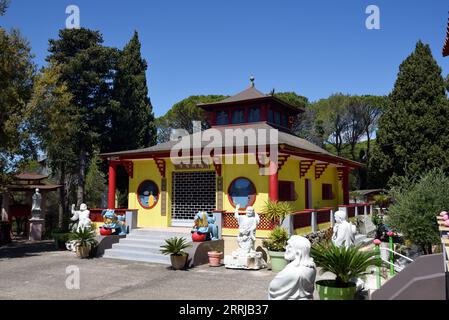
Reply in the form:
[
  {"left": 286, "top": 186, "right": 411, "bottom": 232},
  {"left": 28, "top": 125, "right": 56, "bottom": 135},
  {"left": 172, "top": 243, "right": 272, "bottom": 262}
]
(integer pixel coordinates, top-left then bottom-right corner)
[
  {"left": 235, "top": 204, "right": 259, "bottom": 255},
  {"left": 268, "top": 236, "right": 316, "bottom": 300},
  {"left": 332, "top": 210, "right": 356, "bottom": 248}
]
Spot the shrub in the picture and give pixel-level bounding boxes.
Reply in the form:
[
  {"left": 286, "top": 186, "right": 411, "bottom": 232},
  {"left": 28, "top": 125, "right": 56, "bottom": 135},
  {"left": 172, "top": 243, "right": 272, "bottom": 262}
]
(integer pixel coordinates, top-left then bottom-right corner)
[
  {"left": 387, "top": 169, "right": 449, "bottom": 254},
  {"left": 311, "top": 242, "right": 383, "bottom": 287},
  {"left": 69, "top": 226, "right": 98, "bottom": 249},
  {"left": 262, "top": 226, "right": 289, "bottom": 252},
  {"left": 262, "top": 200, "right": 293, "bottom": 225},
  {"left": 160, "top": 237, "right": 191, "bottom": 256}
]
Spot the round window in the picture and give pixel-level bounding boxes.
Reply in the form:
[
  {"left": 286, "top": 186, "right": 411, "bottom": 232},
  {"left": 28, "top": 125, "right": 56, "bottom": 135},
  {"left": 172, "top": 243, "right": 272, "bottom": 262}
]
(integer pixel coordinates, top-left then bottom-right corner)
[
  {"left": 137, "top": 180, "right": 159, "bottom": 209},
  {"left": 228, "top": 177, "right": 256, "bottom": 209}
]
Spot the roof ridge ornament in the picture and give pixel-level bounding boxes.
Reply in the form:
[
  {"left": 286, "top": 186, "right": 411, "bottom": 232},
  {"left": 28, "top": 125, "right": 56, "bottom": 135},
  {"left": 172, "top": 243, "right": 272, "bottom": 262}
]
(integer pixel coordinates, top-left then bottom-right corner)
[{"left": 250, "top": 76, "right": 255, "bottom": 88}]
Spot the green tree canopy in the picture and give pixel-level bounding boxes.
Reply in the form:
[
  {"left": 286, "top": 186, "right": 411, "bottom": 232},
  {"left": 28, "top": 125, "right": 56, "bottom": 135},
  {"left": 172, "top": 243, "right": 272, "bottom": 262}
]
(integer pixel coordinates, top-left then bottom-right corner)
[
  {"left": 387, "top": 169, "right": 448, "bottom": 254},
  {"left": 0, "top": 0, "right": 9, "bottom": 16},
  {"left": 106, "top": 31, "right": 156, "bottom": 153},
  {"left": 0, "top": 27, "right": 35, "bottom": 187},
  {"left": 374, "top": 41, "right": 449, "bottom": 184},
  {"left": 46, "top": 28, "right": 117, "bottom": 204},
  {"left": 156, "top": 95, "right": 227, "bottom": 143}
]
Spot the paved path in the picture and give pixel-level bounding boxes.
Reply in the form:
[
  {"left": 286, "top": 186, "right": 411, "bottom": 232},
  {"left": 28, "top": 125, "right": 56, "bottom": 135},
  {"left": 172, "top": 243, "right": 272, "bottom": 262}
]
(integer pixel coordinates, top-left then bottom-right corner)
[{"left": 0, "top": 240, "right": 275, "bottom": 300}]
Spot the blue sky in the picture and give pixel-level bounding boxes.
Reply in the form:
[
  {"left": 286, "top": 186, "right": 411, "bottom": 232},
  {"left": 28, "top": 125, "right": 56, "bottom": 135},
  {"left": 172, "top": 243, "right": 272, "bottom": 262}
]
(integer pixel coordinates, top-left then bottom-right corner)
[{"left": 1, "top": 0, "right": 448, "bottom": 117}]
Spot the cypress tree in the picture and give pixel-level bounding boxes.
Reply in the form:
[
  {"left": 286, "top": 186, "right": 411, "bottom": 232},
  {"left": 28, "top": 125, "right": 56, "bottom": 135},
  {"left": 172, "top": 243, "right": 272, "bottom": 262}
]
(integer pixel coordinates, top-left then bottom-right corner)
[
  {"left": 374, "top": 41, "right": 449, "bottom": 183},
  {"left": 107, "top": 31, "right": 156, "bottom": 152}
]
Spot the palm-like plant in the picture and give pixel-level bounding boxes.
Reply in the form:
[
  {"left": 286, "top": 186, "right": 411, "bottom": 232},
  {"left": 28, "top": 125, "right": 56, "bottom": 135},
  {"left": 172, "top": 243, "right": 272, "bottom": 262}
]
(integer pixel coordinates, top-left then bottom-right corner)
[
  {"left": 69, "top": 226, "right": 98, "bottom": 249},
  {"left": 311, "top": 242, "right": 384, "bottom": 287},
  {"left": 262, "top": 200, "right": 292, "bottom": 225},
  {"left": 160, "top": 237, "right": 191, "bottom": 256}
]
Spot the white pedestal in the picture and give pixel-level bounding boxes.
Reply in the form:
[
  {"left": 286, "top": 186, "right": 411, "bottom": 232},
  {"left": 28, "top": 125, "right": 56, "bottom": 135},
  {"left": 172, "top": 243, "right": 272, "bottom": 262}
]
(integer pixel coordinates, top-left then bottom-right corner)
[
  {"left": 29, "top": 219, "right": 44, "bottom": 241},
  {"left": 224, "top": 251, "right": 267, "bottom": 270}
]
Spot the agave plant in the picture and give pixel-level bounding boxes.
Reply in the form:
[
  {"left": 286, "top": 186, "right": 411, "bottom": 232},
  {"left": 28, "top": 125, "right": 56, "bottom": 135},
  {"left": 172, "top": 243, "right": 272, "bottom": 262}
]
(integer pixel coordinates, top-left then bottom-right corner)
[
  {"left": 262, "top": 200, "right": 293, "bottom": 225},
  {"left": 69, "top": 226, "right": 98, "bottom": 249},
  {"left": 311, "top": 242, "right": 384, "bottom": 287},
  {"left": 262, "top": 226, "right": 289, "bottom": 252},
  {"left": 160, "top": 237, "right": 191, "bottom": 256}
]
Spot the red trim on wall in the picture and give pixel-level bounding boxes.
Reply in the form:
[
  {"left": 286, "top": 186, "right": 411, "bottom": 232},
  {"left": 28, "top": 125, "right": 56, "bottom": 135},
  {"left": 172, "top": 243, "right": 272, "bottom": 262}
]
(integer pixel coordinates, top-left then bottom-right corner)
[{"left": 227, "top": 176, "right": 257, "bottom": 211}]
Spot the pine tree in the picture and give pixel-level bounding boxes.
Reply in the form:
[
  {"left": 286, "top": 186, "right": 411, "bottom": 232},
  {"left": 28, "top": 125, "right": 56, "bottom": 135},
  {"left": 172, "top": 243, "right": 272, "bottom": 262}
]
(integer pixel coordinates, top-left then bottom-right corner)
[
  {"left": 46, "top": 28, "right": 117, "bottom": 204},
  {"left": 374, "top": 41, "right": 449, "bottom": 183},
  {"left": 107, "top": 31, "right": 156, "bottom": 152}
]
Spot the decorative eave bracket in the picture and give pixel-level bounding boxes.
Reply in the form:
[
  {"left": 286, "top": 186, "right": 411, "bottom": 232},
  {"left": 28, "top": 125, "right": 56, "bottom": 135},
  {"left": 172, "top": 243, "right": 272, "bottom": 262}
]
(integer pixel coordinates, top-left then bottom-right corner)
[
  {"left": 337, "top": 168, "right": 344, "bottom": 181},
  {"left": 315, "top": 163, "right": 329, "bottom": 180},
  {"left": 122, "top": 161, "right": 134, "bottom": 179},
  {"left": 300, "top": 160, "right": 315, "bottom": 178},
  {"left": 212, "top": 157, "right": 222, "bottom": 177},
  {"left": 154, "top": 158, "right": 166, "bottom": 178}
]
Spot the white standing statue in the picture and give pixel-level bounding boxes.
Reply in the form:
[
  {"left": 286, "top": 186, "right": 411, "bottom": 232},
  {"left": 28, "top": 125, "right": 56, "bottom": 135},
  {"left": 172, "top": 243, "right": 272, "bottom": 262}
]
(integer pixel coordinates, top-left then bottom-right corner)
[
  {"left": 224, "top": 204, "right": 267, "bottom": 270},
  {"left": 332, "top": 210, "right": 356, "bottom": 248},
  {"left": 268, "top": 236, "right": 316, "bottom": 300},
  {"left": 31, "top": 188, "right": 42, "bottom": 219},
  {"left": 70, "top": 203, "right": 92, "bottom": 232}
]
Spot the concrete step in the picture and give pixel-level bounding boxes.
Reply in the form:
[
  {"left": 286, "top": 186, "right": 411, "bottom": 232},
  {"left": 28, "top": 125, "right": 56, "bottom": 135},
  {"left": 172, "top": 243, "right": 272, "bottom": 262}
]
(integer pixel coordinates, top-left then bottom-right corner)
[
  {"left": 119, "top": 238, "right": 166, "bottom": 246},
  {"left": 101, "top": 229, "right": 191, "bottom": 264},
  {"left": 127, "top": 233, "right": 191, "bottom": 241},
  {"left": 103, "top": 248, "right": 170, "bottom": 264},
  {"left": 111, "top": 243, "right": 163, "bottom": 255}
]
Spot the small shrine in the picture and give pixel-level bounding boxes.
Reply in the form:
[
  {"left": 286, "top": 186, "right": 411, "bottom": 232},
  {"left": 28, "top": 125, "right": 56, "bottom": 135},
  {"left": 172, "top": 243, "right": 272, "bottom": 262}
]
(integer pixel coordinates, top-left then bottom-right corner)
[{"left": 0, "top": 172, "right": 62, "bottom": 241}]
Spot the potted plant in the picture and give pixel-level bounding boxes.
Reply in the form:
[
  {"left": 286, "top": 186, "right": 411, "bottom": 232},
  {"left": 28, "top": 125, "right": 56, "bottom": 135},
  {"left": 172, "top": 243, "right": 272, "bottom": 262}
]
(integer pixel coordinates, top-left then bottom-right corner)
[
  {"left": 261, "top": 200, "right": 292, "bottom": 272},
  {"left": 160, "top": 237, "right": 191, "bottom": 270},
  {"left": 69, "top": 227, "right": 98, "bottom": 259},
  {"left": 262, "top": 226, "right": 290, "bottom": 272},
  {"left": 207, "top": 251, "right": 223, "bottom": 267},
  {"left": 311, "top": 242, "right": 383, "bottom": 300}
]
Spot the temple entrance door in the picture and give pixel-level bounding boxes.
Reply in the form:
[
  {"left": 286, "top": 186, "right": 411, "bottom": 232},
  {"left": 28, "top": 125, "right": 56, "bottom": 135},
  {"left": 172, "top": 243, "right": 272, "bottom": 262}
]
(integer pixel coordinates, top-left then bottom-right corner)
[
  {"left": 305, "top": 179, "right": 312, "bottom": 209},
  {"left": 171, "top": 171, "right": 216, "bottom": 227}
]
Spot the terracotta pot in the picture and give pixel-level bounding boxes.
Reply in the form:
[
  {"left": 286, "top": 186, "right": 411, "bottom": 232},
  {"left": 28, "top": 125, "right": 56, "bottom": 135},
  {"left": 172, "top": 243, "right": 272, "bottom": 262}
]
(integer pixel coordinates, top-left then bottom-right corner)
[
  {"left": 208, "top": 251, "right": 223, "bottom": 267},
  {"left": 170, "top": 254, "right": 188, "bottom": 270},
  {"left": 76, "top": 245, "right": 90, "bottom": 259}
]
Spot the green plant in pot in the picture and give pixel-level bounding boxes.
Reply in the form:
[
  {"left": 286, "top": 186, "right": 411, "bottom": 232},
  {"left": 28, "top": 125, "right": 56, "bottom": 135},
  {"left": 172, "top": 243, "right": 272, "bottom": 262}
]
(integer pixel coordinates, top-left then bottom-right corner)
[
  {"left": 262, "top": 200, "right": 292, "bottom": 272},
  {"left": 160, "top": 237, "right": 191, "bottom": 270},
  {"left": 69, "top": 227, "right": 98, "bottom": 259},
  {"left": 311, "top": 242, "right": 383, "bottom": 300},
  {"left": 262, "top": 226, "right": 290, "bottom": 272}
]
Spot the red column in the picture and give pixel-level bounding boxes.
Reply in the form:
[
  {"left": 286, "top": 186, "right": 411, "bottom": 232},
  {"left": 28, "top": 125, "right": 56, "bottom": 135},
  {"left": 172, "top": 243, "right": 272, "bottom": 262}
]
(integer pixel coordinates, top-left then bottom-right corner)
[
  {"left": 269, "top": 160, "right": 279, "bottom": 202},
  {"left": 342, "top": 167, "right": 350, "bottom": 205},
  {"left": 108, "top": 162, "right": 117, "bottom": 209}
]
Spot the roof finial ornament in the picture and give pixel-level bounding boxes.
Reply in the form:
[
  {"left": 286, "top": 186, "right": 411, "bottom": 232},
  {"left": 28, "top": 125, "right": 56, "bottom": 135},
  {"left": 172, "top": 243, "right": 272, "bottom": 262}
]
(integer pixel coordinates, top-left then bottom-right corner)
[{"left": 250, "top": 76, "right": 255, "bottom": 88}]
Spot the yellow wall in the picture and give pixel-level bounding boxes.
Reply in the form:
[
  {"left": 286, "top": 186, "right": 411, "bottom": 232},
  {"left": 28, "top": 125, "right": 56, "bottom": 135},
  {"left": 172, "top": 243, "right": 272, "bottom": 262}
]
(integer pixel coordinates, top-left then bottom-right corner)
[
  {"left": 278, "top": 158, "right": 341, "bottom": 212},
  {"left": 128, "top": 156, "right": 345, "bottom": 233},
  {"left": 129, "top": 160, "right": 168, "bottom": 228}
]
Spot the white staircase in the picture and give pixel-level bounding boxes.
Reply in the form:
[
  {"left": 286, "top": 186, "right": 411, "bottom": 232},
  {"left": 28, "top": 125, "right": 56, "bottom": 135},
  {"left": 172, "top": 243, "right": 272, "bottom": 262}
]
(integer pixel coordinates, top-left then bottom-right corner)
[{"left": 102, "top": 228, "right": 191, "bottom": 264}]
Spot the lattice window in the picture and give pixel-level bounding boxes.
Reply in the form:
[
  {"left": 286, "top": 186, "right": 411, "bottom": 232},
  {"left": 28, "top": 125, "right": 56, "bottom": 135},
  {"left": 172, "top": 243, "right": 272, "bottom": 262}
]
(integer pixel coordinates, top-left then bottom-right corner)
[{"left": 222, "top": 212, "right": 278, "bottom": 230}]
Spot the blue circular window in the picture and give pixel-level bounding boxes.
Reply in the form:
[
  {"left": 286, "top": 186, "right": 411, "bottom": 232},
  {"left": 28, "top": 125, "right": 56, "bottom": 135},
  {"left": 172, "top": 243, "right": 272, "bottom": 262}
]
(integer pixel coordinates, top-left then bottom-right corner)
[
  {"left": 137, "top": 180, "right": 159, "bottom": 209},
  {"left": 228, "top": 177, "right": 256, "bottom": 209}
]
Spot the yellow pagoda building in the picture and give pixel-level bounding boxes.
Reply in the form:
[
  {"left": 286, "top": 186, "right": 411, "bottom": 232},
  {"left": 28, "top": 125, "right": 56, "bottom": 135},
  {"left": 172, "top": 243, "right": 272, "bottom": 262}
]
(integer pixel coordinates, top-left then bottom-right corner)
[{"left": 100, "top": 80, "right": 361, "bottom": 238}]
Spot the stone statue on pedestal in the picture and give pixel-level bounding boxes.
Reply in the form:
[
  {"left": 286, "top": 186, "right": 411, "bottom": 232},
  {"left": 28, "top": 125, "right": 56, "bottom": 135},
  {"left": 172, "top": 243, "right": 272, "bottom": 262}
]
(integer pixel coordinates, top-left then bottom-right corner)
[
  {"left": 332, "top": 210, "right": 356, "bottom": 248},
  {"left": 224, "top": 204, "right": 267, "bottom": 270},
  {"left": 268, "top": 236, "right": 316, "bottom": 300},
  {"left": 31, "top": 188, "right": 42, "bottom": 220}
]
